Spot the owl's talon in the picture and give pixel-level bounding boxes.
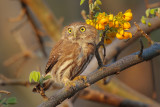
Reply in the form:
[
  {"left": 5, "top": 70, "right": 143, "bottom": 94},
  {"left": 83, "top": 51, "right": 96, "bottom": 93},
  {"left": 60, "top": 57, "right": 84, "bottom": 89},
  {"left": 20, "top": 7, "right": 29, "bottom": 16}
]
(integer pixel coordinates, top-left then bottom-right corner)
[
  {"left": 73, "top": 75, "right": 87, "bottom": 81},
  {"left": 73, "top": 75, "right": 90, "bottom": 87},
  {"left": 64, "top": 81, "right": 76, "bottom": 90}
]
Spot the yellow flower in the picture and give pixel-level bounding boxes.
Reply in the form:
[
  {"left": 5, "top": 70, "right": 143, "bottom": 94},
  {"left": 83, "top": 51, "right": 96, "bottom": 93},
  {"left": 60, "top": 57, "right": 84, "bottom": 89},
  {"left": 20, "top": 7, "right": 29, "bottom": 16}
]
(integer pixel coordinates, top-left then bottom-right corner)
[
  {"left": 123, "top": 22, "right": 131, "bottom": 30},
  {"left": 124, "top": 32, "right": 132, "bottom": 39},
  {"left": 123, "top": 9, "right": 133, "bottom": 21},
  {"left": 114, "top": 21, "right": 119, "bottom": 28},
  {"left": 98, "top": 17, "right": 109, "bottom": 25},
  {"left": 104, "top": 38, "right": 112, "bottom": 44},
  {"left": 119, "top": 29, "right": 124, "bottom": 35},
  {"left": 116, "top": 33, "right": 124, "bottom": 39},
  {"left": 86, "top": 19, "right": 95, "bottom": 27},
  {"left": 109, "top": 14, "right": 114, "bottom": 20},
  {"left": 97, "top": 12, "right": 106, "bottom": 20},
  {"left": 86, "top": 19, "right": 91, "bottom": 25},
  {"left": 109, "top": 21, "right": 114, "bottom": 27},
  {"left": 96, "top": 24, "right": 105, "bottom": 30}
]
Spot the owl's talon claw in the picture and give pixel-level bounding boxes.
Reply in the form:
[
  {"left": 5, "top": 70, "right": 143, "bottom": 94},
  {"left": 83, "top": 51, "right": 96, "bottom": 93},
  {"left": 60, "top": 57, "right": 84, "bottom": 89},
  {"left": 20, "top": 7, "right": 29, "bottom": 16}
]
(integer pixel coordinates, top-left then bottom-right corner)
[
  {"left": 64, "top": 81, "right": 76, "bottom": 90},
  {"left": 73, "top": 75, "right": 90, "bottom": 87}
]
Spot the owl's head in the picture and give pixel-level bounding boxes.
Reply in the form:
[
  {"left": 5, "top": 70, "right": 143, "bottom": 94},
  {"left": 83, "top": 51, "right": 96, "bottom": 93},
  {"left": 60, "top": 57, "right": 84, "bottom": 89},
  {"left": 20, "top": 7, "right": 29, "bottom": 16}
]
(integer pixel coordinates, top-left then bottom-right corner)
[{"left": 62, "top": 22, "right": 98, "bottom": 43}]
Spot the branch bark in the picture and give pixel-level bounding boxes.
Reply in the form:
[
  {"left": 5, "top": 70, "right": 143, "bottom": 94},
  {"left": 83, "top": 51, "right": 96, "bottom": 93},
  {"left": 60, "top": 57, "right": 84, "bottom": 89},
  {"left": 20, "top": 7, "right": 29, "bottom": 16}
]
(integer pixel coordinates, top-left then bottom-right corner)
[
  {"left": 80, "top": 88, "right": 148, "bottom": 107},
  {"left": 39, "top": 42, "right": 160, "bottom": 107}
]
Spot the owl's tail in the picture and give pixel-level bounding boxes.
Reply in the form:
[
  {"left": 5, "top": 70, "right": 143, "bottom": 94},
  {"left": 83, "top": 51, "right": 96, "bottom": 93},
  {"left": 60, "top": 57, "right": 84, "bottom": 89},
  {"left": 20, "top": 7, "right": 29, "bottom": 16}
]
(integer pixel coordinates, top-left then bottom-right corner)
[{"left": 32, "top": 80, "right": 52, "bottom": 93}]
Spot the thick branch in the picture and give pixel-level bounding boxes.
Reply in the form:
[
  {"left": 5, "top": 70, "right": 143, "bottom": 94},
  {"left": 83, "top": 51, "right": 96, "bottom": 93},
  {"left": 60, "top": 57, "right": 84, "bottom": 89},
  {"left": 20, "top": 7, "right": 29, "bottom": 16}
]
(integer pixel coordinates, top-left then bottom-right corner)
[
  {"left": 39, "top": 43, "right": 160, "bottom": 107},
  {"left": 80, "top": 88, "right": 148, "bottom": 107}
]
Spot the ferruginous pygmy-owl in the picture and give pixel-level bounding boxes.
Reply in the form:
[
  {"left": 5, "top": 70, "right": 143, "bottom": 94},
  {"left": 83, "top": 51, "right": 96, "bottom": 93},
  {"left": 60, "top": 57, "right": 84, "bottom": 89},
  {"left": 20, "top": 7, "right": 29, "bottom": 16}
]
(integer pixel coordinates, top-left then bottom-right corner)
[{"left": 33, "top": 22, "right": 98, "bottom": 92}]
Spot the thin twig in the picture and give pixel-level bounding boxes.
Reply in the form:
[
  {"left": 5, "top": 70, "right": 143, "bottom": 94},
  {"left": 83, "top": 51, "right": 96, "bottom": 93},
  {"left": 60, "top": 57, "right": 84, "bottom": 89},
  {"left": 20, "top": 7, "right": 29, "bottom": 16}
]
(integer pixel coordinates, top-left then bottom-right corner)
[
  {"left": 81, "top": 10, "right": 87, "bottom": 20},
  {"left": 144, "top": 0, "right": 160, "bottom": 8},
  {"left": 9, "top": 8, "right": 26, "bottom": 22},
  {"left": 0, "top": 74, "right": 10, "bottom": 81},
  {"left": 95, "top": 31, "right": 106, "bottom": 68},
  {"left": 138, "top": 38, "right": 144, "bottom": 58},
  {"left": 144, "top": 0, "right": 149, "bottom": 9},
  {"left": 89, "top": 0, "right": 93, "bottom": 20},
  {"left": 0, "top": 80, "right": 36, "bottom": 86},
  {"left": 20, "top": 0, "right": 61, "bottom": 41},
  {"left": 95, "top": 37, "right": 104, "bottom": 67},
  {"left": 3, "top": 52, "right": 30, "bottom": 67},
  {"left": 20, "top": 1, "right": 47, "bottom": 57},
  {"left": 0, "top": 90, "right": 11, "bottom": 95},
  {"left": 134, "top": 22, "right": 154, "bottom": 45},
  {"left": 148, "top": 2, "right": 160, "bottom": 8}
]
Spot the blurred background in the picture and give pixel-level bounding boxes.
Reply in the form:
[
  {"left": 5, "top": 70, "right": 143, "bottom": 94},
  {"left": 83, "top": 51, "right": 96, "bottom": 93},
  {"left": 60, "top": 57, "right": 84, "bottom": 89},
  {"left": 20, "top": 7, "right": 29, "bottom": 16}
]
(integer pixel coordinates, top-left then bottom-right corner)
[{"left": 0, "top": 0, "right": 160, "bottom": 107}]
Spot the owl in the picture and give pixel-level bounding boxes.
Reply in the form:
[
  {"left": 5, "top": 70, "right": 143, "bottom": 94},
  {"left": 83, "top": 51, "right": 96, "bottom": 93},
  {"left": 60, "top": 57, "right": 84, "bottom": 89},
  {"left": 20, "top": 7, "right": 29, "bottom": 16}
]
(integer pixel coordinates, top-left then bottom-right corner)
[{"left": 33, "top": 22, "right": 98, "bottom": 92}]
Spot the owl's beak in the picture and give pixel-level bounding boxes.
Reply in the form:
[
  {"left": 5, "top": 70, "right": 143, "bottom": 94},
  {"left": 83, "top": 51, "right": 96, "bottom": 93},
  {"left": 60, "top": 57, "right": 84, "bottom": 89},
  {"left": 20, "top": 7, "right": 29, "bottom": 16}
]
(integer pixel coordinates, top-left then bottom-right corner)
[{"left": 73, "top": 31, "right": 77, "bottom": 38}]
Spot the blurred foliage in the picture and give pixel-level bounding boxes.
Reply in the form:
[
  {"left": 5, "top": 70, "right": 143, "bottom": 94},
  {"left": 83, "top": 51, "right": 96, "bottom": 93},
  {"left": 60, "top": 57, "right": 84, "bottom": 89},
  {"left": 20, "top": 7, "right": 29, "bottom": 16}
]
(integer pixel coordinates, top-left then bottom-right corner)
[
  {"left": 0, "top": 95, "right": 17, "bottom": 107},
  {"left": 141, "top": 7, "right": 160, "bottom": 26}
]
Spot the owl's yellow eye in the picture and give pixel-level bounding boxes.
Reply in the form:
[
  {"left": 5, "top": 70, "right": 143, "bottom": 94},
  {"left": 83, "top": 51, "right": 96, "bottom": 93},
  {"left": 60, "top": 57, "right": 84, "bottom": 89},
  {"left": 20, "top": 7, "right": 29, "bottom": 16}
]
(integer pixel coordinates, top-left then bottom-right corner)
[
  {"left": 80, "top": 27, "right": 86, "bottom": 32},
  {"left": 68, "top": 28, "right": 72, "bottom": 33}
]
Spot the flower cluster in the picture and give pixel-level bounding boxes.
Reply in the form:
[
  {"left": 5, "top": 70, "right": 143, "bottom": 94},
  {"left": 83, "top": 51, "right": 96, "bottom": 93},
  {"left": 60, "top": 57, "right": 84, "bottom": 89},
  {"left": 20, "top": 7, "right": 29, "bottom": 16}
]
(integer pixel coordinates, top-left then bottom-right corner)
[{"left": 86, "top": 9, "right": 133, "bottom": 43}]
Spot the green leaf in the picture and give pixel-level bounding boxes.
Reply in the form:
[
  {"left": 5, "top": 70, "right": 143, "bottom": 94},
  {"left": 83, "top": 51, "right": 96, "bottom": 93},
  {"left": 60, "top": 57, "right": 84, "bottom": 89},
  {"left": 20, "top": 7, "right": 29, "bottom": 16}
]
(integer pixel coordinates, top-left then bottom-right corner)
[
  {"left": 150, "top": 9, "right": 155, "bottom": 15},
  {"left": 29, "top": 72, "right": 33, "bottom": 82},
  {"left": 6, "top": 97, "right": 17, "bottom": 104},
  {"left": 148, "top": 22, "right": 151, "bottom": 27},
  {"left": 94, "top": 12, "right": 100, "bottom": 17},
  {"left": 141, "top": 16, "right": 146, "bottom": 24},
  {"left": 29, "top": 71, "right": 41, "bottom": 82},
  {"left": 39, "top": 78, "right": 44, "bottom": 86},
  {"left": 145, "top": 8, "right": 150, "bottom": 17},
  {"left": 32, "top": 71, "right": 40, "bottom": 82},
  {"left": 43, "top": 75, "right": 52, "bottom": 81},
  {"left": 0, "top": 98, "right": 6, "bottom": 104},
  {"left": 94, "top": 5, "right": 101, "bottom": 11},
  {"left": 96, "top": 0, "right": 102, "bottom": 5},
  {"left": 80, "top": 0, "right": 85, "bottom": 5}
]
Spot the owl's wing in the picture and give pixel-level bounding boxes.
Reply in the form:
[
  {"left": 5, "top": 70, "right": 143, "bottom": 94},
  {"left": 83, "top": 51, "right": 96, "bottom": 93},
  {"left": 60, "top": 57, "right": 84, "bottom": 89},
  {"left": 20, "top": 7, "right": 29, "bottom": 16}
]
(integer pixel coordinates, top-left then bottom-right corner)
[{"left": 45, "top": 39, "right": 64, "bottom": 74}]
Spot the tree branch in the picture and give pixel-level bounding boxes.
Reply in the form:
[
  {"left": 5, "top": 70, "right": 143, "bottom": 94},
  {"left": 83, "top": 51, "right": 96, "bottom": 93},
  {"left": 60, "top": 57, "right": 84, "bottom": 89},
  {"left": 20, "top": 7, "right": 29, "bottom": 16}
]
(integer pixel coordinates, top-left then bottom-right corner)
[
  {"left": 21, "top": 0, "right": 61, "bottom": 41},
  {"left": 39, "top": 42, "right": 160, "bottom": 107},
  {"left": 80, "top": 88, "right": 148, "bottom": 107},
  {"left": 0, "top": 90, "right": 10, "bottom": 95},
  {"left": 0, "top": 80, "right": 36, "bottom": 86},
  {"left": 104, "top": 17, "right": 160, "bottom": 64},
  {"left": 97, "top": 78, "right": 160, "bottom": 107}
]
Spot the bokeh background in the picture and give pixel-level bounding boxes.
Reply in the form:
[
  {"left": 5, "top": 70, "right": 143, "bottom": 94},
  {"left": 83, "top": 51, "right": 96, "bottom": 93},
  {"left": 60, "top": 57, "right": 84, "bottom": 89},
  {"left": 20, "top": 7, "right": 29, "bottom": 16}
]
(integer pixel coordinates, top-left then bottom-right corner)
[{"left": 0, "top": 0, "right": 160, "bottom": 107}]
